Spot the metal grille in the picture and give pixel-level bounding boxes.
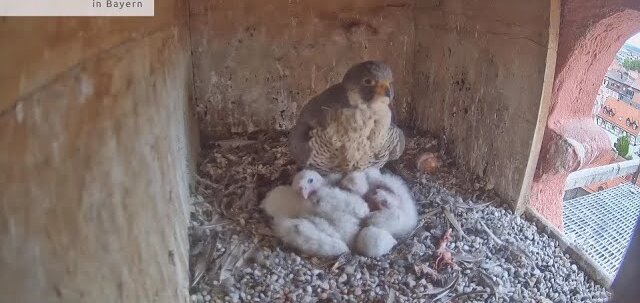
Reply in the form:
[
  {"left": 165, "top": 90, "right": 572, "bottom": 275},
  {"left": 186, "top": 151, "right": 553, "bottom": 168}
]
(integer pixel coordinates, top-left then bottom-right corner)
[{"left": 563, "top": 183, "right": 640, "bottom": 278}]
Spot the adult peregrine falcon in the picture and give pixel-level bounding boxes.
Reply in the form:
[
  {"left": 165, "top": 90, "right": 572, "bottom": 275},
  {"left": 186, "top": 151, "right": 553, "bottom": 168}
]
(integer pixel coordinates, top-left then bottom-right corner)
[{"left": 288, "top": 61, "right": 405, "bottom": 174}]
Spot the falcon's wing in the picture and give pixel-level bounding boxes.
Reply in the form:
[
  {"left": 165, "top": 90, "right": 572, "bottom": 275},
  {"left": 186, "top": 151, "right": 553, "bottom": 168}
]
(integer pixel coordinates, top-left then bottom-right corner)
[
  {"left": 288, "top": 84, "right": 349, "bottom": 165},
  {"left": 387, "top": 123, "right": 405, "bottom": 161}
]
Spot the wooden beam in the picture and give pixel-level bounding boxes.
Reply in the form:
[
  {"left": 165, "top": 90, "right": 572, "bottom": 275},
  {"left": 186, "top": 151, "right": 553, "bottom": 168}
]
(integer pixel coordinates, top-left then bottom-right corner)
[{"left": 565, "top": 159, "right": 640, "bottom": 190}]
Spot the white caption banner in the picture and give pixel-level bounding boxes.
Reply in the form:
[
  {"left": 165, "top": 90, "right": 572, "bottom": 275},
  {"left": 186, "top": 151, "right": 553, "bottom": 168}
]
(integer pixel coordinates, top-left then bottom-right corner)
[{"left": 0, "top": 0, "right": 154, "bottom": 16}]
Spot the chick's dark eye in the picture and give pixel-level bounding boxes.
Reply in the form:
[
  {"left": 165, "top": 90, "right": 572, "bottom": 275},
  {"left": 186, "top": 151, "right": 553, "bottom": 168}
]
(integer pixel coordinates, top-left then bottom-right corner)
[
  {"left": 307, "top": 178, "right": 313, "bottom": 184},
  {"left": 362, "top": 78, "right": 374, "bottom": 86}
]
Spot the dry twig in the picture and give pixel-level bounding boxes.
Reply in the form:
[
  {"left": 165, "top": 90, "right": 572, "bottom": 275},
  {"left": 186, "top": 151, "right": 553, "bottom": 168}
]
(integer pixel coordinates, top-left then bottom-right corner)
[
  {"left": 419, "top": 273, "right": 459, "bottom": 299},
  {"left": 386, "top": 288, "right": 396, "bottom": 303},
  {"left": 191, "top": 236, "right": 217, "bottom": 288},
  {"left": 331, "top": 254, "right": 351, "bottom": 272},
  {"left": 479, "top": 221, "right": 504, "bottom": 246},
  {"left": 443, "top": 207, "right": 467, "bottom": 239}
]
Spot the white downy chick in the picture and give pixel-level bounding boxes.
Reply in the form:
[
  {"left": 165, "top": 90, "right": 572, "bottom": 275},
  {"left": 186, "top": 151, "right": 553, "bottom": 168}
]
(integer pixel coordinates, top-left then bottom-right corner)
[
  {"left": 291, "top": 169, "right": 327, "bottom": 200},
  {"left": 364, "top": 172, "right": 418, "bottom": 238},
  {"left": 307, "top": 182, "right": 370, "bottom": 246},
  {"left": 363, "top": 167, "right": 384, "bottom": 180},
  {"left": 339, "top": 167, "right": 384, "bottom": 195},
  {"left": 340, "top": 167, "right": 393, "bottom": 211},
  {"left": 268, "top": 170, "right": 354, "bottom": 257},
  {"left": 355, "top": 226, "right": 397, "bottom": 257},
  {"left": 272, "top": 216, "right": 349, "bottom": 257},
  {"left": 260, "top": 169, "right": 326, "bottom": 219},
  {"left": 339, "top": 170, "right": 370, "bottom": 196},
  {"left": 325, "top": 172, "right": 345, "bottom": 186},
  {"left": 260, "top": 186, "right": 310, "bottom": 219}
]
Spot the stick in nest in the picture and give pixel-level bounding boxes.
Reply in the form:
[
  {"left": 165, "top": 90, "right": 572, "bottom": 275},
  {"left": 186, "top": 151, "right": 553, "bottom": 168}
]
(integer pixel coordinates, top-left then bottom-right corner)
[
  {"left": 479, "top": 221, "right": 504, "bottom": 246},
  {"left": 386, "top": 288, "right": 396, "bottom": 303},
  {"left": 443, "top": 207, "right": 467, "bottom": 240},
  {"left": 330, "top": 253, "right": 352, "bottom": 272},
  {"left": 191, "top": 236, "right": 217, "bottom": 288},
  {"left": 418, "top": 273, "right": 459, "bottom": 299}
]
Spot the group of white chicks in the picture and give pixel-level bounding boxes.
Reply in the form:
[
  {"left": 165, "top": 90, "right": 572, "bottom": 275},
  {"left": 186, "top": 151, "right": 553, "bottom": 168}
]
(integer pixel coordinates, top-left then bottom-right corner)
[{"left": 260, "top": 168, "right": 418, "bottom": 258}]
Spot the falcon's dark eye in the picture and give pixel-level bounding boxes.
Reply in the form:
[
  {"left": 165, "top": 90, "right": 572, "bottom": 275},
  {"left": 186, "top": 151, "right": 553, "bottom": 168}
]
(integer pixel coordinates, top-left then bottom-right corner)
[
  {"left": 307, "top": 178, "right": 313, "bottom": 184},
  {"left": 362, "top": 78, "right": 374, "bottom": 86}
]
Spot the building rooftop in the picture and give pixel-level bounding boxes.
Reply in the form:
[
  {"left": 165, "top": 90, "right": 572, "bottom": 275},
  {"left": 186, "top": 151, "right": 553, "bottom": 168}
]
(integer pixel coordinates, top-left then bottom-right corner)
[
  {"left": 605, "top": 69, "right": 640, "bottom": 91},
  {"left": 598, "top": 97, "right": 640, "bottom": 136}
]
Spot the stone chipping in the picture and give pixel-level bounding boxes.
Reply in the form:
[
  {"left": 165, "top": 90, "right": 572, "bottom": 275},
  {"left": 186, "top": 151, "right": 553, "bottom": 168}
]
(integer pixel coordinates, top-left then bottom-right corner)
[{"left": 189, "top": 131, "right": 610, "bottom": 303}]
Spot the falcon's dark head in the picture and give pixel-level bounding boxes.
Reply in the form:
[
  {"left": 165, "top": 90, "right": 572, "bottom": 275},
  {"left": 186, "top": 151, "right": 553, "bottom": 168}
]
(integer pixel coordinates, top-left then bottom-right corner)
[{"left": 342, "top": 60, "right": 394, "bottom": 106}]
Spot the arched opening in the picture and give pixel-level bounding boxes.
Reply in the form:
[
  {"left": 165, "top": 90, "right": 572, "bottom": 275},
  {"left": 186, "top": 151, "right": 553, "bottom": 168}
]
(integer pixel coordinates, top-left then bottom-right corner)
[
  {"left": 528, "top": 1, "right": 640, "bottom": 286},
  {"left": 530, "top": 5, "right": 640, "bottom": 229}
]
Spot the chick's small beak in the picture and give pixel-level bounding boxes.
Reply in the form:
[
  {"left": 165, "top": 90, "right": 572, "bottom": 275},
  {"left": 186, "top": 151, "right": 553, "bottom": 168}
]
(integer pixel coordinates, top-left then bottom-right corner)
[
  {"left": 296, "top": 187, "right": 309, "bottom": 199},
  {"left": 375, "top": 81, "right": 391, "bottom": 98}
]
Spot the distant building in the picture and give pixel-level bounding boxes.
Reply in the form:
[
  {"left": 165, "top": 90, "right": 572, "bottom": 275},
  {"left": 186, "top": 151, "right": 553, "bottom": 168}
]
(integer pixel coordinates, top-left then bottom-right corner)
[
  {"left": 594, "top": 84, "right": 619, "bottom": 115},
  {"left": 568, "top": 44, "right": 640, "bottom": 201},
  {"left": 602, "top": 70, "right": 640, "bottom": 105},
  {"left": 596, "top": 97, "right": 640, "bottom": 145}
]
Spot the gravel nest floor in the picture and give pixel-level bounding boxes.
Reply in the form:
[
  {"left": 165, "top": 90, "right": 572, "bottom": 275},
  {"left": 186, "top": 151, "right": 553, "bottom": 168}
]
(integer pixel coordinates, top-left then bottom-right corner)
[{"left": 189, "top": 131, "right": 610, "bottom": 303}]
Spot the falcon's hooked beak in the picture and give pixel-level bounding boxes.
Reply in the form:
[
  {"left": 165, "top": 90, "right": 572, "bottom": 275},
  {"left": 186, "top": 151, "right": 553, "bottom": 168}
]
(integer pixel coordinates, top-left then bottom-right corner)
[{"left": 375, "top": 81, "right": 391, "bottom": 98}]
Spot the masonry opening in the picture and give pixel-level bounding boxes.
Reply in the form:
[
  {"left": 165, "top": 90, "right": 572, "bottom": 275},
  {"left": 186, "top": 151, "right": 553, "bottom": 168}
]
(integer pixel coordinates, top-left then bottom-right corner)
[
  {"left": 527, "top": 6, "right": 640, "bottom": 293},
  {"left": 560, "top": 34, "right": 640, "bottom": 281}
]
